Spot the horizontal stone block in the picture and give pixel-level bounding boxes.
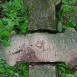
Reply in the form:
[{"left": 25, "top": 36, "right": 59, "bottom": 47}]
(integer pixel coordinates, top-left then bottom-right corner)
[{"left": 0, "top": 28, "right": 77, "bottom": 68}]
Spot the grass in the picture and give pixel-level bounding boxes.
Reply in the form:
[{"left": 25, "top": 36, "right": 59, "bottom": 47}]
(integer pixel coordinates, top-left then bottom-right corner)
[
  {"left": 0, "top": 0, "right": 28, "bottom": 46},
  {"left": 58, "top": 63, "right": 77, "bottom": 77},
  {"left": 0, "top": 59, "right": 28, "bottom": 77},
  {"left": 57, "top": 0, "right": 77, "bottom": 32}
]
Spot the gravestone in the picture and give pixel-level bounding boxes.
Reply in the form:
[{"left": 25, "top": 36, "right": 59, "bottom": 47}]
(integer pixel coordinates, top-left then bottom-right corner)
[{"left": 25, "top": 0, "right": 61, "bottom": 31}]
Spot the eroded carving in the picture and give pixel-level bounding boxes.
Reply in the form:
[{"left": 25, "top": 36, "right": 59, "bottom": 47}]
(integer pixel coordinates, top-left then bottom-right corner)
[{"left": 0, "top": 28, "right": 77, "bottom": 68}]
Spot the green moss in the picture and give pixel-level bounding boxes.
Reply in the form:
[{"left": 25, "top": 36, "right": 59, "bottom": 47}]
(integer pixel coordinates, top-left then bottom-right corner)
[{"left": 0, "top": 59, "right": 29, "bottom": 77}]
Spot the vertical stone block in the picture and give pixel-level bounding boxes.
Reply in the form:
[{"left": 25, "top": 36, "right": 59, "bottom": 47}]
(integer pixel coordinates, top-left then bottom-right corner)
[
  {"left": 25, "top": 0, "right": 61, "bottom": 31},
  {"left": 29, "top": 63, "right": 57, "bottom": 77}
]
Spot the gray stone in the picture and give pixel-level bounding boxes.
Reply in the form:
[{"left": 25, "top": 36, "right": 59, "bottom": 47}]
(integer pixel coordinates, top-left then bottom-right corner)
[
  {"left": 29, "top": 64, "right": 56, "bottom": 77},
  {"left": 24, "top": 0, "right": 61, "bottom": 31},
  {"left": 0, "top": 28, "right": 77, "bottom": 68}
]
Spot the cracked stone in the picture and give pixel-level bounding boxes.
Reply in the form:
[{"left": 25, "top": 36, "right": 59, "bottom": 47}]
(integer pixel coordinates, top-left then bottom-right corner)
[{"left": 0, "top": 28, "right": 77, "bottom": 68}]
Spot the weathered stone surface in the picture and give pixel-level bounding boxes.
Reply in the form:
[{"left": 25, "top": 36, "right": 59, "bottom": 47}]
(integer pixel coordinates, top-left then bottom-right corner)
[
  {"left": 29, "top": 63, "right": 56, "bottom": 77},
  {"left": 25, "top": 0, "right": 61, "bottom": 31},
  {"left": 0, "top": 28, "right": 77, "bottom": 68}
]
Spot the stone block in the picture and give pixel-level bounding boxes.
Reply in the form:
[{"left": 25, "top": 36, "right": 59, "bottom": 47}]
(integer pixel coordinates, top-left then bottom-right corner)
[
  {"left": 0, "top": 28, "right": 77, "bottom": 68},
  {"left": 29, "top": 63, "right": 56, "bottom": 77},
  {"left": 24, "top": 0, "right": 61, "bottom": 31}
]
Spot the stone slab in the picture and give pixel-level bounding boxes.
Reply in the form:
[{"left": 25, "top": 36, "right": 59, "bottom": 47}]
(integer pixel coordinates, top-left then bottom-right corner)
[
  {"left": 24, "top": 0, "right": 61, "bottom": 31},
  {"left": 29, "top": 63, "right": 56, "bottom": 77},
  {"left": 0, "top": 28, "right": 77, "bottom": 68}
]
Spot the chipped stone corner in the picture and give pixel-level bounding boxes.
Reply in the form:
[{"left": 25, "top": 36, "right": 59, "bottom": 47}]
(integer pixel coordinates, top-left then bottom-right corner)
[{"left": 64, "top": 28, "right": 76, "bottom": 34}]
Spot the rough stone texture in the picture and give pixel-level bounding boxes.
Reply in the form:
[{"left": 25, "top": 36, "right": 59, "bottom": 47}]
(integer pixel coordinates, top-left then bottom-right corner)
[
  {"left": 29, "top": 63, "right": 56, "bottom": 77},
  {"left": 0, "top": 28, "right": 77, "bottom": 68},
  {"left": 24, "top": 0, "right": 61, "bottom": 31}
]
